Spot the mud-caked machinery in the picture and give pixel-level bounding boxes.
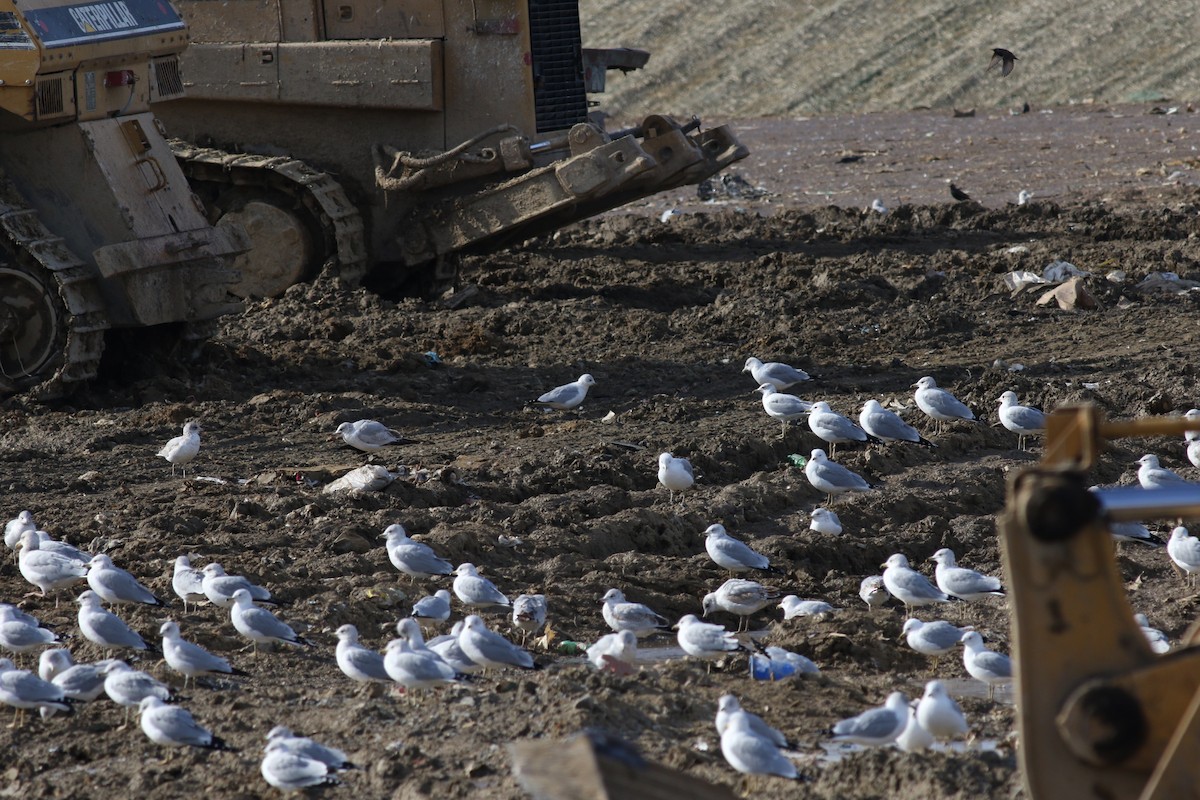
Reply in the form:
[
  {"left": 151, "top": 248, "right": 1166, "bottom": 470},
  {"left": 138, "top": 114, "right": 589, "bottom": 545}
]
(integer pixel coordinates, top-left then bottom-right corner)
[{"left": 0, "top": 0, "right": 247, "bottom": 397}]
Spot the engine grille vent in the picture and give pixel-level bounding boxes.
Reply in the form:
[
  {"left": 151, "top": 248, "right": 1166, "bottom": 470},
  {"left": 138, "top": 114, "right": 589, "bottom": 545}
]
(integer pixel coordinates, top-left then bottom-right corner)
[
  {"left": 528, "top": 0, "right": 587, "bottom": 133},
  {"left": 153, "top": 57, "right": 184, "bottom": 100},
  {"left": 35, "top": 76, "right": 66, "bottom": 118}
]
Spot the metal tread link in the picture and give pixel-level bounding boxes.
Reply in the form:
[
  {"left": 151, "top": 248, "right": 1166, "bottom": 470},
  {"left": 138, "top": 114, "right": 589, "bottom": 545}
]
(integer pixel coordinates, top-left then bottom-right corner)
[
  {"left": 0, "top": 184, "right": 108, "bottom": 398},
  {"left": 170, "top": 141, "right": 369, "bottom": 287}
]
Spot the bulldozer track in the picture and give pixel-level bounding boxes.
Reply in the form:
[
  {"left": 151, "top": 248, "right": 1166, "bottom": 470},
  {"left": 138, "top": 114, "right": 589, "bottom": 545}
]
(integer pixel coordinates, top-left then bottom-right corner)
[
  {"left": 0, "top": 177, "right": 108, "bottom": 399},
  {"left": 170, "top": 142, "right": 370, "bottom": 286}
]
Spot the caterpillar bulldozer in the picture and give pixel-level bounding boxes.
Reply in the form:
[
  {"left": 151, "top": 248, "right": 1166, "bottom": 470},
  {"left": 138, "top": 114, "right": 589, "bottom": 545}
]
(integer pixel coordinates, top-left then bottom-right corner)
[
  {"left": 0, "top": 0, "right": 246, "bottom": 399},
  {"left": 156, "top": 0, "right": 748, "bottom": 297},
  {"left": 1001, "top": 406, "right": 1200, "bottom": 799}
]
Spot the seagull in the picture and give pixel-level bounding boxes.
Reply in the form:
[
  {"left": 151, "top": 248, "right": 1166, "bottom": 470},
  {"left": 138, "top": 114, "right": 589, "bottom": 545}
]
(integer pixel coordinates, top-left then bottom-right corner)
[
  {"left": 383, "top": 636, "right": 463, "bottom": 692},
  {"left": 916, "top": 680, "right": 968, "bottom": 741},
  {"left": 719, "top": 711, "right": 798, "bottom": 779},
  {"left": 586, "top": 630, "right": 638, "bottom": 674},
  {"left": 87, "top": 554, "right": 164, "bottom": 607},
  {"left": 333, "top": 624, "right": 390, "bottom": 683},
  {"left": 103, "top": 661, "right": 174, "bottom": 724},
  {"left": 715, "top": 695, "right": 789, "bottom": 750},
  {"left": 511, "top": 594, "right": 547, "bottom": 642},
  {"left": 34, "top": 532, "right": 91, "bottom": 565},
  {"left": 756, "top": 383, "right": 814, "bottom": 438},
  {"left": 77, "top": 591, "right": 153, "bottom": 655},
  {"left": 202, "top": 563, "right": 276, "bottom": 608},
  {"left": 427, "top": 621, "right": 482, "bottom": 674},
  {"left": 882, "top": 554, "right": 955, "bottom": 613},
  {"left": 452, "top": 563, "right": 510, "bottom": 609},
  {"left": 229, "top": 589, "right": 312, "bottom": 655},
  {"left": 261, "top": 748, "right": 341, "bottom": 791},
  {"left": 382, "top": 524, "right": 453, "bottom": 581},
  {"left": 535, "top": 374, "right": 595, "bottom": 410},
  {"left": 895, "top": 705, "right": 935, "bottom": 753},
  {"left": 657, "top": 452, "right": 695, "bottom": 503},
  {"left": 830, "top": 691, "right": 909, "bottom": 746},
  {"left": 997, "top": 391, "right": 1046, "bottom": 450},
  {"left": 1135, "top": 614, "right": 1170, "bottom": 654},
  {"left": 601, "top": 588, "right": 670, "bottom": 637},
  {"left": 859, "top": 576, "right": 889, "bottom": 610},
  {"left": 1189, "top": 439, "right": 1200, "bottom": 470},
  {"left": 859, "top": 399, "right": 935, "bottom": 448},
  {"left": 17, "top": 530, "right": 87, "bottom": 604},
  {"left": 1168, "top": 526, "right": 1200, "bottom": 585},
  {"left": 138, "top": 696, "right": 233, "bottom": 751},
  {"left": 703, "top": 524, "right": 782, "bottom": 576},
  {"left": 160, "top": 620, "right": 246, "bottom": 688},
  {"left": 675, "top": 614, "right": 745, "bottom": 671},
  {"left": 0, "top": 658, "right": 73, "bottom": 724},
  {"left": 456, "top": 615, "right": 537, "bottom": 670},
  {"left": 870, "top": 198, "right": 888, "bottom": 214},
  {"left": 37, "top": 650, "right": 112, "bottom": 715},
  {"left": 157, "top": 421, "right": 201, "bottom": 477},
  {"left": 1017, "top": 189, "right": 1033, "bottom": 205},
  {"left": 902, "top": 618, "right": 974, "bottom": 668},
  {"left": 410, "top": 590, "right": 452, "bottom": 624},
  {"left": 702, "top": 579, "right": 780, "bottom": 632},
  {"left": 807, "top": 401, "right": 881, "bottom": 457},
  {"left": 172, "top": 556, "right": 207, "bottom": 612},
  {"left": 988, "top": 47, "right": 1017, "bottom": 77},
  {"left": 778, "top": 596, "right": 837, "bottom": 619},
  {"left": 1137, "top": 454, "right": 1191, "bottom": 489},
  {"left": 960, "top": 631, "right": 1012, "bottom": 699},
  {"left": 930, "top": 548, "right": 1005, "bottom": 602},
  {"left": 333, "top": 420, "right": 414, "bottom": 453},
  {"left": 809, "top": 507, "right": 843, "bottom": 535},
  {"left": 751, "top": 645, "right": 820, "bottom": 677},
  {"left": 742, "top": 357, "right": 810, "bottom": 390},
  {"left": 1110, "top": 521, "right": 1164, "bottom": 548},
  {"left": 1186, "top": 408, "right": 1200, "bottom": 443},
  {"left": 3, "top": 511, "right": 35, "bottom": 553},
  {"left": 0, "top": 607, "right": 59, "bottom": 662},
  {"left": 266, "top": 726, "right": 357, "bottom": 770},
  {"left": 804, "top": 448, "right": 874, "bottom": 504},
  {"left": 913, "top": 376, "right": 976, "bottom": 434}
]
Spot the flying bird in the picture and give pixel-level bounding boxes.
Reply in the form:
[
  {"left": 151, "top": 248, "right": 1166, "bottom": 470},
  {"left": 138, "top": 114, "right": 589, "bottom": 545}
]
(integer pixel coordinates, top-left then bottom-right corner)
[{"left": 988, "top": 48, "right": 1017, "bottom": 77}]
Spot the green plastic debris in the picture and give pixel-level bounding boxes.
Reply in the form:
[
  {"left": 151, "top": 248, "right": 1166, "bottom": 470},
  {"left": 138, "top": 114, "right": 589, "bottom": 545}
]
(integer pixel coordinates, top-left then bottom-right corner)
[{"left": 787, "top": 454, "right": 807, "bottom": 468}]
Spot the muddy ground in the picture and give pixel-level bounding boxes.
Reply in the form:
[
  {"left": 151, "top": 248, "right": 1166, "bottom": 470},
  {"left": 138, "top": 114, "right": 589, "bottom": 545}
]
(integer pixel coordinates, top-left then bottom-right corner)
[{"left": 4, "top": 105, "right": 1200, "bottom": 799}]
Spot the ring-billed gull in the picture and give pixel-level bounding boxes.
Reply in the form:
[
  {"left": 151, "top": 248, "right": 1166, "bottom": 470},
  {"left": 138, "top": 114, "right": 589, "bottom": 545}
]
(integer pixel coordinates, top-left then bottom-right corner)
[
  {"left": 1135, "top": 614, "right": 1170, "bottom": 654},
  {"left": 809, "top": 507, "right": 842, "bottom": 535},
  {"left": 0, "top": 658, "right": 73, "bottom": 723},
  {"left": 702, "top": 579, "right": 780, "bottom": 632},
  {"left": 882, "top": 554, "right": 955, "bottom": 613},
  {"left": 657, "top": 452, "right": 695, "bottom": 503},
  {"left": 157, "top": 421, "right": 201, "bottom": 477},
  {"left": 743, "top": 357, "right": 809, "bottom": 390},
  {"left": 756, "top": 383, "right": 814, "bottom": 438},
  {"left": 452, "top": 563, "right": 510, "bottom": 609},
  {"left": 77, "top": 591, "right": 153, "bottom": 655},
  {"left": 262, "top": 747, "right": 341, "bottom": 791},
  {"left": 172, "top": 556, "right": 207, "bottom": 612},
  {"left": 1189, "top": 439, "right": 1200, "bottom": 470},
  {"left": 902, "top": 618, "right": 974, "bottom": 668},
  {"left": 334, "top": 624, "right": 390, "bottom": 683},
  {"left": 0, "top": 607, "right": 59, "bottom": 660},
  {"left": 103, "top": 661, "right": 173, "bottom": 724},
  {"left": 4, "top": 510, "right": 35, "bottom": 553},
  {"left": 266, "top": 725, "right": 356, "bottom": 770},
  {"left": 929, "top": 548, "right": 1005, "bottom": 602},
  {"left": 601, "top": 589, "right": 670, "bottom": 637},
  {"left": 830, "top": 691, "right": 908, "bottom": 746},
  {"left": 675, "top": 614, "right": 745, "bottom": 671},
  {"left": 202, "top": 563, "right": 276, "bottom": 608},
  {"left": 997, "top": 391, "right": 1046, "bottom": 450},
  {"left": 535, "top": 374, "right": 595, "bottom": 410},
  {"left": 912, "top": 377, "right": 976, "bottom": 434},
  {"left": 87, "top": 554, "right": 164, "bottom": 607},
  {"left": 895, "top": 706, "right": 934, "bottom": 753},
  {"left": 1186, "top": 408, "right": 1200, "bottom": 443},
  {"left": 703, "top": 524, "right": 782, "bottom": 576},
  {"left": 384, "top": 637, "right": 463, "bottom": 691},
  {"left": 1167, "top": 526, "right": 1200, "bottom": 585},
  {"left": 859, "top": 399, "right": 934, "bottom": 448},
  {"left": 427, "top": 621, "right": 482, "bottom": 674},
  {"left": 720, "top": 711, "right": 798, "bottom": 779},
  {"left": 39, "top": 649, "right": 111, "bottom": 702},
  {"left": 804, "top": 449, "right": 874, "bottom": 504},
  {"left": 750, "top": 645, "right": 819, "bottom": 678},
  {"left": 18, "top": 530, "right": 87, "bottom": 604},
  {"left": 807, "top": 401, "right": 881, "bottom": 457},
  {"left": 1137, "top": 454, "right": 1190, "bottom": 489},
  {"left": 138, "top": 696, "right": 232, "bottom": 750},
  {"left": 916, "top": 680, "right": 968, "bottom": 741},
  {"left": 960, "top": 631, "right": 1012, "bottom": 699},
  {"left": 34, "top": 531, "right": 90, "bottom": 566},
  {"left": 1110, "top": 521, "right": 1164, "bottom": 548},
  {"left": 230, "top": 589, "right": 313, "bottom": 655},
  {"left": 859, "top": 576, "right": 888, "bottom": 611},
  {"left": 586, "top": 630, "right": 638, "bottom": 674},
  {"left": 512, "top": 594, "right": 547, "bottom": 642},
  {"left": 457, "top": 615, "right": 538, "bottom": 670},
  {"left": 334, "top": 420, "right": 413, "bottom": 453},
  {"left": 778, "top": 596, "right": 837, "bottom": 619},
  {"left": 383, "top": 524, "right": 454, "bottom": 581},
  {"left": 160, "top": 620, "right": 246, "bottom": 688},
  {"left": 410, "top": 590, "right": 452, "bottom": 623}
]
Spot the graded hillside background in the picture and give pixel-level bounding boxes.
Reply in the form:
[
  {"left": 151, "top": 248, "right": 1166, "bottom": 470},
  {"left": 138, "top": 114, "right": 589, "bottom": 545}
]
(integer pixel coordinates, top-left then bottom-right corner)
[{"left": 581, "top": 0, "right": 1198, "bottom": 119}]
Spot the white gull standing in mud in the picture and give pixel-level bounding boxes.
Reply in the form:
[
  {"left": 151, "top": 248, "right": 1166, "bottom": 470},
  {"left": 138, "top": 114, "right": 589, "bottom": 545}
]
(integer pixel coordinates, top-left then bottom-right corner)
[
  {"left": 743, "top": 357, "right": 810, "bottom": 390},
  {"left": 657, "top": 452, "right": 695, "bottom": 503},
  {"left": 535, "top": 374, "right": 595, "bottom": 410},
  {"left": 157, "top": 421, "right": 201, "bottom": 477},
  {"left": 756, "top": 383, "right": 813, "bottom": 438},
  {"left": 804, "top": 449, "right": 874, "bottom": 504},
  {"left": 859, "top": 399, "right": 934, "bottom": 447},
  {"left": 912, "top": 377, "right": 976, "bottom": 434}
]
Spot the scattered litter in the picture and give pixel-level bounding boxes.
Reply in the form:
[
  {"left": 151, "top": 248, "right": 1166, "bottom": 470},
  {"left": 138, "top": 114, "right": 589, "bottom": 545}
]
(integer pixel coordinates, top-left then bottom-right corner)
[
  {"left": 423, "top": 351, "right": 442, "bottom": 366},
  {"left": 1008, "top": 363, "right": 1026, "bottom": 372},
  {"left": 1043, "top": 260, "right": 1091, "bottom": 282},
  {"left": 497, "top": 535, "right": 524, "bottom": 548},
  {"left": 1106, "top": 270, "right": 1127, "bottom": 284},
  {"left": 324, "top": 464, "right": 395, "bottom": 494},
  {"left": 697, "top": 173, "right": 769, "bottom": 202},
  {"left": 659, "top": 208, "right": 681, "bottom": 223},
  {"left": 1003, "top": 270, "right": 1047, "bottom": 292},
  {"left": 1036, "top": 277, "right": 1098, "bottom": 310},
  {"left": 1006, "top": 245, "right": 1030, "bottom": 254},
  {"left": 1134, "top": 271, "right": 1200, "bottom": 294},
  {"left": 787, "top": 454, "right": 807, "bottom": 468},
  {"left": 1083, "top": 382, "right": 1101, "bottom": 390},
  {"left": 601, "top": 411, "right": 617, "bottom": 424},
  {"left": 193, "top": 475, "right": 228, "bottom": 485},
  {"left": 749, "top": 653, "right": 799, "bottom": 681}
]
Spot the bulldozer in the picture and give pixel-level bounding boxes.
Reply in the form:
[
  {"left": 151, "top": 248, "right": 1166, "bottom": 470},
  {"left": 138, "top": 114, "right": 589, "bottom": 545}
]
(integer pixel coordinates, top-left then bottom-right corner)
[
  {"left": 156, "top": 0, "right": 749, "bottom": 297},
  {"left": 0, "top": 0, "right": 246, "bottom": 399},
  {"left": 1000, "top": 406, "right": 1200, "bottom": 799}
]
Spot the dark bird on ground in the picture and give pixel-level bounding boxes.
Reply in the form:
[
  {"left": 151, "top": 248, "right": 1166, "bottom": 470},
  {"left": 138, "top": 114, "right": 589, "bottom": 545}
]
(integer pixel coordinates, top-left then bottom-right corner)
[
  {"left": 988, "top": 48, "right": 1017, "bottom": 77},
  {"left": 949, "top": 183, "right": 972, "bottom": 202}
]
